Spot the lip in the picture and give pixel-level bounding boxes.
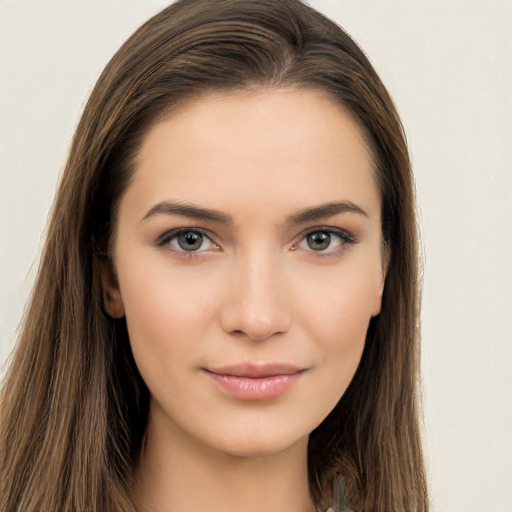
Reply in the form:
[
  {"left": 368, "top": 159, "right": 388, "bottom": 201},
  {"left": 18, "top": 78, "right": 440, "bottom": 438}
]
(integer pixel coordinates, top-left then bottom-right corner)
[{"left": 203, "top": 363, "right": 305, "bottom": 401}]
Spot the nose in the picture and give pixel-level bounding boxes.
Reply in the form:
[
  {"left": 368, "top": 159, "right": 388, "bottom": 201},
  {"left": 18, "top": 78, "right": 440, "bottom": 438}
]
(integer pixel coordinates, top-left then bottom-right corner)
[{"left": 219, "top": 251, "right": 292, "bottom": 341}]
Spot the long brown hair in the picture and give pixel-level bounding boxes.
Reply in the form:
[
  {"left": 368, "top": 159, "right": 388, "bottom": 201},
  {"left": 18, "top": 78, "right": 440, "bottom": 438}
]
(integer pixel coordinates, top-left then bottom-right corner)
[{"left": 0, "top": 1, "right": 427, "bottom": 510}]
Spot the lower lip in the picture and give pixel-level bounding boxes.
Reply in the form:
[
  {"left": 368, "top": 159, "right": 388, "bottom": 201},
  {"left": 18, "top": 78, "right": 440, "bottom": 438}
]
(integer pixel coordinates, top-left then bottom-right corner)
[{"left": 204, "top": 370, "right": 302, "bottom": 400}]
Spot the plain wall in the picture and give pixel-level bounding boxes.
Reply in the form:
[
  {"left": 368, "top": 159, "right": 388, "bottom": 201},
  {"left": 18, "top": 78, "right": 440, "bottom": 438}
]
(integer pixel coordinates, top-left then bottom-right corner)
[{"left": 1, "top": 1, "right": 511, "bottom": 511}]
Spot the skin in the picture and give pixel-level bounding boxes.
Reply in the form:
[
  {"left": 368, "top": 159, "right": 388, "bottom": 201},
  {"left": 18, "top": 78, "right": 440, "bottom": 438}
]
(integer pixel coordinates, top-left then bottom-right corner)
[{"left": 102, "top": 88, "right": 386, "bottom": 512}]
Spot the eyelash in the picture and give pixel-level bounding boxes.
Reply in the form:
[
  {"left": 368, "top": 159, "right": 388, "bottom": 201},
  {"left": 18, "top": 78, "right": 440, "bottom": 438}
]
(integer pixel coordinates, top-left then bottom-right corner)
[
  {"left": 155, "top": 226, "right": 357, "bottom": 258},
  {"left": 293, "top": 226, "right": 357, "bottom": 259},
  {"left": 155, "top": 227, "right": 220, "bottom": 257}
]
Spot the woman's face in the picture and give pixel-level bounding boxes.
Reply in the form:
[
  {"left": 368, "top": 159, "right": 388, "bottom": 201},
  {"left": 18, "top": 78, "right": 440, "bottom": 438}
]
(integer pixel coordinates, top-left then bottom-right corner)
[{"left": 103, "top": 89, "right": 386, "bottom": 458}]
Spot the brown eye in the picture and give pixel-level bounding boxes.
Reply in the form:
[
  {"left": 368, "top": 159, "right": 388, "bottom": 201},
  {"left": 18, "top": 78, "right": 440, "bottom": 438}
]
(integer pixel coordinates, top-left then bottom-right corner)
[
  {"left": 157, "top": 229, "right": 216, "bottom": 253},
  {"left": 295, "top": 229, "right": 353, "bottom": 255},
  {"left": 306, "top": 231, "right": 332, "bottom": 251},
  {"left": 177, "top": 231, "right": 204, "bottom": 251}
]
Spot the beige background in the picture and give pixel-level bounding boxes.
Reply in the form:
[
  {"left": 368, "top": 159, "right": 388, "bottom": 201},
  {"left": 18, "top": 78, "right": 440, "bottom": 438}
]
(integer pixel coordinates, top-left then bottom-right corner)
[{"left": 1, "top": 1, "right": 511, "bottom": 510}]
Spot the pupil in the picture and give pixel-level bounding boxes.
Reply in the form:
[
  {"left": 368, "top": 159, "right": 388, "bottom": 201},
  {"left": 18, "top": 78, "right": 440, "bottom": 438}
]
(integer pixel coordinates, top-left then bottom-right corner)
[
  {"left": 178, "top": 232, "right": 202, "bottom": 251},
  {"left": 307, "top": 232, "right": 330, "bottom": 251}
]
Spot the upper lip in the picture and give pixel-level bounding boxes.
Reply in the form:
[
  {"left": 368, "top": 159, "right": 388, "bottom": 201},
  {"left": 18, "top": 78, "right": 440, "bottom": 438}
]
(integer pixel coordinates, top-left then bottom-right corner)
[{"left": 204, "top": 363, "right": 305, "bottom": 378}]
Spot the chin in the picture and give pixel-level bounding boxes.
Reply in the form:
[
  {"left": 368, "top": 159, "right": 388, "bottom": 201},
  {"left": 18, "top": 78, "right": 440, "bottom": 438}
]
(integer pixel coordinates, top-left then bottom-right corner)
[{"left": 206, "top": 426, "right": 310, "bottom": 460}]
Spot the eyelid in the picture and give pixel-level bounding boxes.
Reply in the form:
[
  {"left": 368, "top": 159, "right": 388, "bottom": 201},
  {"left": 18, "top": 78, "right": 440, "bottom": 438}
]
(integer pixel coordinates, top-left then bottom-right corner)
[
  {"left": 292, "top": 225, "right": 357, "bottom": 254},
  {"left": 155, "top": 227, "right": 221, "bottom": 254},
  {"left": 298, "top": 225, "right": 356, "bottom": 242}
]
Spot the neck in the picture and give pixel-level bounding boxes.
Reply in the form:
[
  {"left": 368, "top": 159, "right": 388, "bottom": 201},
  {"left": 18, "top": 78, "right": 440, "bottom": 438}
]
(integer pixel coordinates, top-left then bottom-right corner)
[{"left": 134, "top": 406, "right": 314, "bottom": 512}]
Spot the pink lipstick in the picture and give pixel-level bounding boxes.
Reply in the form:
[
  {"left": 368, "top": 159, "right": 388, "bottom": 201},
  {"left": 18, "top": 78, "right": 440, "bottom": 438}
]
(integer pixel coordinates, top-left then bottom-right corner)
[{"left": 203, "top": 363, "right": 304, "bottom": 400}]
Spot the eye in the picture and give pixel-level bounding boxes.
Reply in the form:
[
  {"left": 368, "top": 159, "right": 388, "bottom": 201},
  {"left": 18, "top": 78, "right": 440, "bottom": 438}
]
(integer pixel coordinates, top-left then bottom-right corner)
[
  {"left": 295, "top": 229, "right": 354, "bottom": 253},
  {"left": 157, "top": 229, "right": 217, "bottom": 253}
]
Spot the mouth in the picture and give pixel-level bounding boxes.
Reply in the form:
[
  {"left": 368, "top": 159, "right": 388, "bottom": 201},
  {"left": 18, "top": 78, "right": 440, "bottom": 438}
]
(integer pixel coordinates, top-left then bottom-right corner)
[{"left": 202, "top": 363, "right": 306, "bottom": 401}]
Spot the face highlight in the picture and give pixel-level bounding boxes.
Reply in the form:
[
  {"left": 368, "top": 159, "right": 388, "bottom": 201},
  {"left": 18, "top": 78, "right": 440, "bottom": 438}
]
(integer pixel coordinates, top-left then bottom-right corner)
[{"left": 103, "top": 89, "right": 386, "bottom": 459}]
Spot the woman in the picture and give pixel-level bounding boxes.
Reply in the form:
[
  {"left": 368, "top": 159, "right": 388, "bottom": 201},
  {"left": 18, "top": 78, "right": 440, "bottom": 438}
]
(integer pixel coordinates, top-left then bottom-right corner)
[{"left": 0, "top": 0, "right": 428, "bottom": 511}]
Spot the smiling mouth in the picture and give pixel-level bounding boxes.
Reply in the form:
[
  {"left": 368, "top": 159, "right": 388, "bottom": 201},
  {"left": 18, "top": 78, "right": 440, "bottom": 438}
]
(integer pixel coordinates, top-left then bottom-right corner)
[{"left": 203, "top": 364, "right": 306, "bottom": 400}]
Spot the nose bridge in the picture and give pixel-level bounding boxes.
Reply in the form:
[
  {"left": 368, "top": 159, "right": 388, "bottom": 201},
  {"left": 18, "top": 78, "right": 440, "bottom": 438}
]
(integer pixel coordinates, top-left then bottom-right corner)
[{"left": 220, "top": 245, "right": 291, "bottom": 341}]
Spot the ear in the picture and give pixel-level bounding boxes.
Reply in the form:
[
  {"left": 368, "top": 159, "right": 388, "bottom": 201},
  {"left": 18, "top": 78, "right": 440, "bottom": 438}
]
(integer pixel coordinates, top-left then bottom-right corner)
[
  {"left": 372, "top": 243, "right": 390, "bottom": 317},
  {"left": 99, "top": 258, "right": 125, "bottom": 319}
]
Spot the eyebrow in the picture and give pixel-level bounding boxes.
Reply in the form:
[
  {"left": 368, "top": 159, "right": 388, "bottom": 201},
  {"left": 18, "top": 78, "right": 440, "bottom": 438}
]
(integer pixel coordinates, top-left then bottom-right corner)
[
  {"left": 142, "top": 201, "right": 234, "bottom": 225},
  {"left": 285, "top": 201, "right": 368, "bottom": 225},
  {"left": 142, "top": 199, "right": 368, "bottom": 225}
]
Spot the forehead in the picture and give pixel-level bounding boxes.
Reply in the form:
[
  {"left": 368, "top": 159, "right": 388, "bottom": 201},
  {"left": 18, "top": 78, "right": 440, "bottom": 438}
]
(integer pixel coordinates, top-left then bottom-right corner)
[{"left": 123, "top": 88, "right": 380, "bottom": 222}]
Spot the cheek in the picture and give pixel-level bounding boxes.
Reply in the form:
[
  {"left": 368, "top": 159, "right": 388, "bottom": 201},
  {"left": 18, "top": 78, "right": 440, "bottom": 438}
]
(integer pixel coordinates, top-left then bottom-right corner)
[
  {"left": 299, "top": 262, "right": 378, "bottom": 342},
  {"left": 117, "top": 259, "right": 223, "bottom": 374},
  {"left": 297, "top": 263, "right": 378, "bottom": 389}
]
